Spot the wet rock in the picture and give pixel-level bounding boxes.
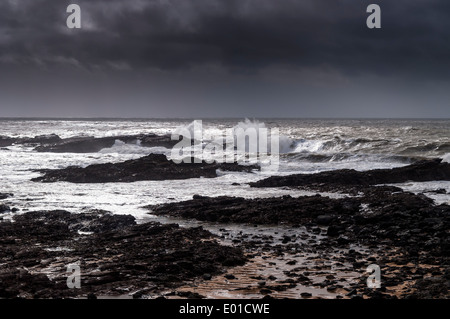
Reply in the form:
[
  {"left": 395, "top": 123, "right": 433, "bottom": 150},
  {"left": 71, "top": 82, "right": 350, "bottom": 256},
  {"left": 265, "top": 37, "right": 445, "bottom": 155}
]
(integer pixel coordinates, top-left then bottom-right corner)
[
  {"left": 202, "top": 274, "right": 212, "bottom": 280},
  {"left": 260, "top": 288, "right": 272, "bottom": 294},
  {"left": 147, "top": 195, "right": 359, "bottom": 225},
  {"left": 0, "top": 203, "right": 10, "bottom": 213},
  {"left": 20, "top": 134, "right": 62, "bottom": 145},
  {"left": 316, "top": 215, "right": 334, "bottom": 226},
  {"left": 426, "top": 188, "right": 447, "bottom": 194},
  {"left": 326, "top": 225, "right": 343, "bottom": 237},
  {"left": 34, "top": 134, "right": 177, "bottom": 153},
  {"left": 258, "top": 281, "right": 266, "bottom": 286},
  {"left": 0, "top": 136, "right": 16, "bottom": 147},
  {"left": 0, "top": 193, "right": 13, "bottom": 200},
  {"left": 250, "top": 159, "right": 450, "bottom": 188},
  {"left": 345, "top": 289, "right": 357, "bottom": 296},
  {"left": 0, "top": 210, "right": 247, "bottom": 298},
  {"left": 176, "top": 291, "right": 205, "bottom": 299},
  {"left": 32, "top": 154, "right": 259, "bottom": 183}
]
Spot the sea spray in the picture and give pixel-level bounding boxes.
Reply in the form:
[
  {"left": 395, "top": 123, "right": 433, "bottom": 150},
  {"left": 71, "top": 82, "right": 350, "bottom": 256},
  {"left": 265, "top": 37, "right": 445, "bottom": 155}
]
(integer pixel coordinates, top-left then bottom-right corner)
[
  {"left": 170, "top": 119, "right": 280, "bottom": 171},
  {"left": 443, "top": 153, "right": 450, "bottom": 163}
]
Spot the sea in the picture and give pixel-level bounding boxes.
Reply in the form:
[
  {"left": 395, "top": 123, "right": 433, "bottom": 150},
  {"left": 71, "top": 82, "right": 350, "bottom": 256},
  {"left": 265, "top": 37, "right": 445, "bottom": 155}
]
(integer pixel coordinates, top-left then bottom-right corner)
[{"left": 0, "top": 118, "right": 449, "bottom": 221}]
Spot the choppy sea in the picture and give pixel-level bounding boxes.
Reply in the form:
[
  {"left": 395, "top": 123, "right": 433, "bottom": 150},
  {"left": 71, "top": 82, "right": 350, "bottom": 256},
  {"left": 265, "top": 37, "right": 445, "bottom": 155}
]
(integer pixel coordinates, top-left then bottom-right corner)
[{"left": 1, "top": 118, "right": 449, "bottom": 219}]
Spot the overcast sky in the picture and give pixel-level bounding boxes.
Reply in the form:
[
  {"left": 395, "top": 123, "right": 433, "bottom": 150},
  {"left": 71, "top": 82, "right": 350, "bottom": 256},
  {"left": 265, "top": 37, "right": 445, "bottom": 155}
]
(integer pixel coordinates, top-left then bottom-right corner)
[{"left": 0, "top": 0, "right": 449, "bottom": 118}]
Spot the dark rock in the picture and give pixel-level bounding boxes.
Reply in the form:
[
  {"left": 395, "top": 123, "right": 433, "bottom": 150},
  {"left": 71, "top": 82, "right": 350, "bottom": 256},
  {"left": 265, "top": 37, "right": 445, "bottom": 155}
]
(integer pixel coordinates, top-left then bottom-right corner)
[
  {"left": 327, "top": 225, "right": 343, "bottom": 237},
  {"left": 32, "top": 154, "right": 259, "bottom": 183},
  {"left": 0, "top": 210, "right": 247, "bottom": 298},
  {"left": 0, "top": 136, "right": 16, "bottom": 147},
  {"left": 346, "top": 289, "right": 357, "bottom": 296},
  {"left": 426, "top": 188, "right": 447, "bottom": 194},
  {"left": 176, "top": 291, "right": 205, "bottom": 299},
  {"left": 202, "top": 274, "right": 212, "bottom": 281},
  {"left": 316, "top": 215, "right": 334, "bottom": 225},
  {"left": 20, "top": 134, "right": 62, "bottom": 145},
  {"left": 0, "top": 203, "right": 10, "bottom": 213},
  {"left": 250, "top": 159, "right": 450, "bottom": 188},
  {"left": 34, "top": 134, "right": 178, "bottom": 153},
  {"left": 0, "top": 193, "right": 13, "bottom": 200},
  {"left": 147, "top": 195, "right": 359, "bottom": 225}
]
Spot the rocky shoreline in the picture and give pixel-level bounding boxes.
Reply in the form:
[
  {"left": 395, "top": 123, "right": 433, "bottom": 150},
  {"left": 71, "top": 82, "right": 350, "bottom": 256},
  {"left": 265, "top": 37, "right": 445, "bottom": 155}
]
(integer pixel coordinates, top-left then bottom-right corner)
[
  {"left": 0, "top": 209, "right": 246, "bottom": 299},
  {"left": 146, "top": 161, "right": 450, "bottom": 299},
  {"left": 1, "top": 158, "right": 449, "bottom": 299}
]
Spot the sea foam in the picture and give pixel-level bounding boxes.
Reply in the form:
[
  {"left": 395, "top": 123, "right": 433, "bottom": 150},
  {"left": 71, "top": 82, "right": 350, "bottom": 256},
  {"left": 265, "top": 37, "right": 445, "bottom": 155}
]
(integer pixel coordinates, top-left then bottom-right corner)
[{"left": 443, "top": 153, "right": 450, "bottom": 163}]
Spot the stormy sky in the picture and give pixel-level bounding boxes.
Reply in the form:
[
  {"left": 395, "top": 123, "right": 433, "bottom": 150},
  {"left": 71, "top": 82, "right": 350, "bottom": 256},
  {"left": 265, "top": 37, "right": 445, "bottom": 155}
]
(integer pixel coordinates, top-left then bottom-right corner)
[{"left": 0, "top": 0, "right": 449, "bottom": 118}]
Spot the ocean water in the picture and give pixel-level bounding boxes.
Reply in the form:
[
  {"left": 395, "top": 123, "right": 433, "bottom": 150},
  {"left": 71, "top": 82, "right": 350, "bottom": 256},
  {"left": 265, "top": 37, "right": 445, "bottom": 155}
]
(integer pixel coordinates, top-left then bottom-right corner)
[{"left": 0, "top": 118, "right": 449, "bottom": 219}]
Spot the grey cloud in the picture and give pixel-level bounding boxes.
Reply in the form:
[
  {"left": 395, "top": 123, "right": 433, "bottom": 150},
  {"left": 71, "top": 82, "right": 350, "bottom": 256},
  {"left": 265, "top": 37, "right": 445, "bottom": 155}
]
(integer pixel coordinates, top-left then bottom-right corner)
[{"left": 0, "top": 0, "right": 449, "bottom": 78}]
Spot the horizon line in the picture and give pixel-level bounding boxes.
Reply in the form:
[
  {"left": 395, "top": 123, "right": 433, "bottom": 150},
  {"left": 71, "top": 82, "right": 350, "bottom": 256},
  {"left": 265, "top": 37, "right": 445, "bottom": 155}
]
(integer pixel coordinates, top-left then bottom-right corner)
[{"left": 0, "top": 116, "right": 449, "bottom": 121}]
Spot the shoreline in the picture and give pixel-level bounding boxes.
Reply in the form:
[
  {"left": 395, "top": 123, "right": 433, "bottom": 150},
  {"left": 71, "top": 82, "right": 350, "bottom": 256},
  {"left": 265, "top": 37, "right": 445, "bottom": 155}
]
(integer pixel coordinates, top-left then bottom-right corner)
[{"left": 0, "top": 137, "right": 449, "bottom": 299}]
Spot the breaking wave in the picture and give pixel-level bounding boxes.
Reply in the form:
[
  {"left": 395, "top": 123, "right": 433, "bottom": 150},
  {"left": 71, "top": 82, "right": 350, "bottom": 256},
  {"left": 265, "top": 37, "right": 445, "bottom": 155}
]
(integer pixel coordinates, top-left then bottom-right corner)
[
  {"left": 443, "top": 153, "right": 450, "bottom": 163},
  {"left": 168, "top": 119, "right": 450, "bottom": 165},
  {"left": 99, "top": 139, "right": 170, "bottom": 155}
]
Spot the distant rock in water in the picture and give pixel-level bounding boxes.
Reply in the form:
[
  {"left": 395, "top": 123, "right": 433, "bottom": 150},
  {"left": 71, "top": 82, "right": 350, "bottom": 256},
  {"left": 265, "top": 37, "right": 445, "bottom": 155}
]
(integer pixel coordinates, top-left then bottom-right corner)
[
  {"left": 0, "top": 136, "right": 16, "bottom": 147},
  {"left": 32, "top": 154, "right": 259, "bottom": 183},
  {"left": 0, "top": 193, "right": 13, "bottom": 200},
  {"left": 0, "top": 203, "right": 10, "bottom": 213},
  {"left": 1, "top": 133, "right": 177, "bottom": 152},
  {"left": 34, "top": 133, "right": 178, "bottom": 153},
  {"left": 19, "top": 134, "right": 62, "bottom": 145},
  {"left": 250, "top": 159, "right": 450, "bottom": 188}
]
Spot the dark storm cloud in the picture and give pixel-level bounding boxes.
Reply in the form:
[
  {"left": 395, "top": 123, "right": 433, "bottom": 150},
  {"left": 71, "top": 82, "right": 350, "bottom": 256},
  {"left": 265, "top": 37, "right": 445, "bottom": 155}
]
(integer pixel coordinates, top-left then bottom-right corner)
[
  {"left": 0, "top": 0, "right": 449, "bottom": 118},
  {"left": 0, "top": 0, "right": 449, "bottom": 78}
]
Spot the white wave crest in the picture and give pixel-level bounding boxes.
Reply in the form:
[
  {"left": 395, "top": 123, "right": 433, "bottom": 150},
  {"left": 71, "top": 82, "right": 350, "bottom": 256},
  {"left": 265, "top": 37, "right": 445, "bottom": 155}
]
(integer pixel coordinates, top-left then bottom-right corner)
[
  {"left": 292, "top": 139, "right": 325, "bottom": 153},
  {"left": 443, "top": 153, "right": 450, "bottom": 163},
  {"left": 99, "top": 140, "right": 169, "bottom": 155}
]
